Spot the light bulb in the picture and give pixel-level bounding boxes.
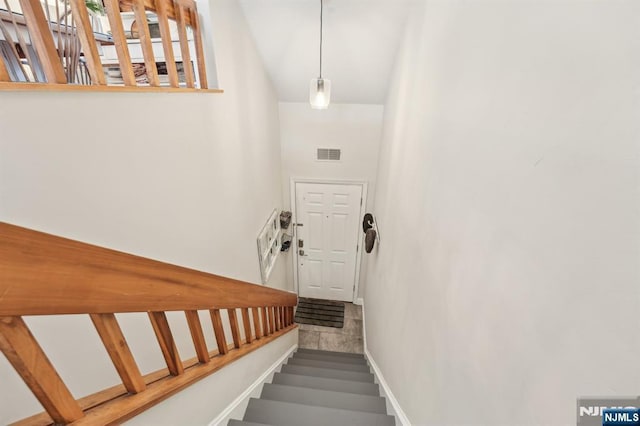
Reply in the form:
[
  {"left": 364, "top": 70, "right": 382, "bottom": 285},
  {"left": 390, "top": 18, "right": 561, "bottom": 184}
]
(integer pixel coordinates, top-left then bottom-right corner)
[{"left": 310, "top": 78, "right": 331, "bottom": 109}]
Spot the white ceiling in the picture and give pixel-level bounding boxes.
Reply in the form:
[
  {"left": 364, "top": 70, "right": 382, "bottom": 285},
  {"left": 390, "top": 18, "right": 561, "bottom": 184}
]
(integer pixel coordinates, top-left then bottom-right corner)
[{"left": 238, "top": 0, "right": 412, "bottom": 105}]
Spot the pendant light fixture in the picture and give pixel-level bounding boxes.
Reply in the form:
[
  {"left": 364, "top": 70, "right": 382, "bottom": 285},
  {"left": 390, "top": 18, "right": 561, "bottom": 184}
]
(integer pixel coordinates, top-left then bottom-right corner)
[{"left": 310, "top": 0, "right": 331, "bottom": 109}]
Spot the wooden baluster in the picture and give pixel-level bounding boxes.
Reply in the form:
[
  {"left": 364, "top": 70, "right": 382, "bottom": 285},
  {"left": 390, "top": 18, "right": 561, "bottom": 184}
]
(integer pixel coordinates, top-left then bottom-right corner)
[
  {"left": 174, "top": 2, "right": 195, "bottom": 88},
  {"left": 189, "top": 6, "right": 207, "bottom": 88},
  {"left": 290, "top": 306, "right": 295, "bottom": 326},
  {"left": 0, "top": 316, "right": 84, "bottom": 423},
  {"left": 252, "top": 307, "right": 263, "bottom": 339},
  {"left": 268, "top": 307, "right": 274, "bottom": 334},
  {"left": 148, "top": 312, "right": 183, "bottom": 375},
  {"left": 209, "top": 309, "right": 228, "bottom": 355},
  {"left": 278, "top": 306, "right": 287, "bottom": 328},
  {"left": 0, "top": 55, "right": 10, "bottom": 81},
  {"left": 184, "top": 310, "right": 209, "bottom": 364},
  {"left": 227, "top": 309, "right": 241, "bottom": 349},
  {"left": 132, "top": 0, "right": 160, "bottom": 86},
  {"left": 154, "top": 0, "right": 179, "bottom": 87},
  {"left": 103, "top": 0, "right": 136, "bottom": 85},
  {"left": 241, "top": 308, "right": 253, "bottom": 344},
  {"left": 18, "top": 0, "right": 67, "bottom": 83},
  {"left": 273, "top": 307, "right": 278, "bottom": 331},
  {"left": 69, "top": 0, "right": 106, "bottom": 85},
  {"left": 90, "top": 313, "right": 146, "bottom": 393},
  {"left": 261, "top": 307, "right": 269, "bottom": 335},
  {"left": 268, "top": 307, "right": 274, "bottom": 332},
  {"left": 270, "top": 307, "right": 276, "bottom": 332}
]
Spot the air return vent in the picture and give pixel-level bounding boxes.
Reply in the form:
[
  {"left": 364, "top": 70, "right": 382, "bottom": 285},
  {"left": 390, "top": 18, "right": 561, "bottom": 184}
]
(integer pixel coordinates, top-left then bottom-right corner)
[{"left": 317, "top": 148, "right": 341, "bottom": 161}]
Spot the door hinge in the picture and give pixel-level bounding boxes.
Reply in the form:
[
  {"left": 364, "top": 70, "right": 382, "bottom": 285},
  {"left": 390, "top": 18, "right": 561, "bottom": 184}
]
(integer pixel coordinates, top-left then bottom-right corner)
[{"left": 360, "top": 197, "right": 363, "bottom": 206}]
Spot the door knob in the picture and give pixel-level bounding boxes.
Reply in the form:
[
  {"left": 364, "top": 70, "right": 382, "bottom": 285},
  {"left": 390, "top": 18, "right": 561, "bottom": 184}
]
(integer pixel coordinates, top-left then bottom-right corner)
[{"left": 299, "top": 249, "right": 307, "bottom": 256}]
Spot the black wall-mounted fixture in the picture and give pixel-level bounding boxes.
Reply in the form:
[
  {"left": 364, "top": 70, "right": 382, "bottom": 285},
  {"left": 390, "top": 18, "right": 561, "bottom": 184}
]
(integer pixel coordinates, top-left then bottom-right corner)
[{"left": 362, "top": 213, "right": 380, "bottom": 253}]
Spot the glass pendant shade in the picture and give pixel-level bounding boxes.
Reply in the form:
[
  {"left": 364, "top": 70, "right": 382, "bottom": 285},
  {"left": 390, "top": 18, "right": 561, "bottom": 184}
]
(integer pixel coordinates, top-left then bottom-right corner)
[{"left": 310, "top": 78, "right": 331, "bottom": 109}]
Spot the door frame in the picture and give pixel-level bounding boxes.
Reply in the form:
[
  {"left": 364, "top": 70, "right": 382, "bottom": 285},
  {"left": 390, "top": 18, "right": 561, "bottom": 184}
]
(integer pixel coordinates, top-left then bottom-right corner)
[{"left": 290, "top": 177, "right": 368, "bottom": 303}]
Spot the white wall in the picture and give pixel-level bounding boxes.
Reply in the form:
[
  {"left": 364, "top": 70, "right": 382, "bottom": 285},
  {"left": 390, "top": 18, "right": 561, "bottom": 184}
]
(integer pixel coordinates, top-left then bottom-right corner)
[
  {"left": 0, "top": 0, "right": 292, "bottom": 423},
  {"left": 365, "top": 1, "right": 640, "bottom": 425},
  {"left": 279, "top": 102, "right": 384, "bottom": 298}
]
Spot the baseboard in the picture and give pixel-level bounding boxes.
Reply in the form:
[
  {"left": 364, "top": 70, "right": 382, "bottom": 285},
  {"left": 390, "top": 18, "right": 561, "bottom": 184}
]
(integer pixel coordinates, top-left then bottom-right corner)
[
  {"left": 365, "top": 349, "right": 411, "bottom": 426},
  {"left": 354, "top": 297, "right": 364, "bottom": 306},
  {"left": 361, "top": 297, "right": 367, "bottom": 356},
  {"left": 361, "top": 299, "right": 411, "bottom": 426},
  {"left": 208, "top": 343, "right": 298, "bottom": 426}
]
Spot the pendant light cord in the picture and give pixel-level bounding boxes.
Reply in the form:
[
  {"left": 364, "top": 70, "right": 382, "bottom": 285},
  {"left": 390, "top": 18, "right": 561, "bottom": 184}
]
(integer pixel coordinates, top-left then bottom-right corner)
[{"left": 319, "top": 0, "right": 323, "bottom": 79}]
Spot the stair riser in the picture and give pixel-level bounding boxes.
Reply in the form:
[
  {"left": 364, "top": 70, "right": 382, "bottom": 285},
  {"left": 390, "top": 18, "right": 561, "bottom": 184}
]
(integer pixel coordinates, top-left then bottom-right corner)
[
  {"left": 293, "top": 351, "right": 369, "bottom": 365},
  {"left": 281, "top": 364, "right": 375, "bottom": 383},
  {"left": 296, "top": 348, "right": 365, "bottom": 359},
  {"left": 261, "top": 383, "right": 388, "bottom": 414},
  {"left": 243, "top": 398, "right": 396, "bottom": 426},
  {"left": 272, "top": 372, "right": 380, "bottom": 396},
  {"left": 287, "top": 357, "right": 372, "bottom": 373}
]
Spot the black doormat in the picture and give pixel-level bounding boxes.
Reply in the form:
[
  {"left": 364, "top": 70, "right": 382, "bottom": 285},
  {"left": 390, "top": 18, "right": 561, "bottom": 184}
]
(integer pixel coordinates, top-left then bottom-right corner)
[{"left": 295, "top": 298, "right": 345, "bottom": 328}]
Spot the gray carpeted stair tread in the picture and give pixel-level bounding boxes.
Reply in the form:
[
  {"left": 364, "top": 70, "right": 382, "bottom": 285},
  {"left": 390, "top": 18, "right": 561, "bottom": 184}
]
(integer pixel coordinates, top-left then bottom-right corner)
[
  {"left": 296, "top": 348, "right": 365, "bottom": 359},
  {"left": 260, "top": 383, "right": 387, "bottom": 414},
  {"left": 243, "top": 398, "right": 395, "bottom": 426},
  {"left": 272, "top": 372, "right": 380, "bottom": 396},
  {"left": 280, "top": 364, "right": 374, "bottom": 382},
  {"left": 287, "top": 357, "right": 371, "bottom": 372},
  {"left": 227, "top": 420, "right": 272, "bottom": 426},
  {"left": 292, "top": 350, "right": 369, "bottom": 365}
]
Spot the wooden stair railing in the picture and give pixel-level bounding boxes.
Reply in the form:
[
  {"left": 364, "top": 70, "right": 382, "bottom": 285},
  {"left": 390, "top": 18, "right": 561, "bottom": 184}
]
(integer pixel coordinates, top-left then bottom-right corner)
[{"left": 0, "top": 222, "right": 297, "bottom": 425}]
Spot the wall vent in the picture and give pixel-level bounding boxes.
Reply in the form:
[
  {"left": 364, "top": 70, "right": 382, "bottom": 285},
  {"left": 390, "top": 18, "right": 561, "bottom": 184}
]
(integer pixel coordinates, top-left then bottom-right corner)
[{"left": 317, "top": 148, "right": 341, "bottom": 161}]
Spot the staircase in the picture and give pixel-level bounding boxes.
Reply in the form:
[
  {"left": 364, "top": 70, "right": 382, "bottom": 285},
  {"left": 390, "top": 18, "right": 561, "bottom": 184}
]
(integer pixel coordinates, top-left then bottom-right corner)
[{"left": 228, "top": 348, "right": 396, "bottom": 426}]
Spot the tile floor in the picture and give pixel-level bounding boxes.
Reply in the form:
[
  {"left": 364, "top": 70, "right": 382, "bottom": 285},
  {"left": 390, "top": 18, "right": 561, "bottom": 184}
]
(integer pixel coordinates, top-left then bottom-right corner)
[{"left": 296, "top": 302, "right": 364, "bottom": 354}]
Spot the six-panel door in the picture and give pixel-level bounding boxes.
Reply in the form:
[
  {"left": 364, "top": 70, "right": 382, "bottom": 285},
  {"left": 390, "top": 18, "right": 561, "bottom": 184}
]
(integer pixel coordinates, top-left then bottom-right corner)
[{"left": 295, "top": 182, "right": 362, "bottom": 302}]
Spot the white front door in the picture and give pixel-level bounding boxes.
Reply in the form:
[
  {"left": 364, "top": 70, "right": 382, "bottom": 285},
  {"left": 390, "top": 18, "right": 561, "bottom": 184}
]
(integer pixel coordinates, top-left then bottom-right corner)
[{"left": 295, "top": 182, "right": 363, "bottom": 302}]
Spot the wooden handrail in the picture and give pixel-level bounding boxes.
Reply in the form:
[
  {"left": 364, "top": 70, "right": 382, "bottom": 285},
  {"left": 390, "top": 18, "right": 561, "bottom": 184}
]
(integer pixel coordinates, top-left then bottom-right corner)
[
  {"left": 0, "top": 222, "right": 297, "bottom": 425},
  {"left": 0, "top": 222, "right": 296, "bottom": 316}
]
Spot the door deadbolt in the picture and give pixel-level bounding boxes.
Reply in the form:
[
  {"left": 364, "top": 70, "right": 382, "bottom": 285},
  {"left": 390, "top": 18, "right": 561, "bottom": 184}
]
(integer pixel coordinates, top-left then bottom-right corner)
[{"left": 298, "top": 239, "right": 304, "bottom": 248}]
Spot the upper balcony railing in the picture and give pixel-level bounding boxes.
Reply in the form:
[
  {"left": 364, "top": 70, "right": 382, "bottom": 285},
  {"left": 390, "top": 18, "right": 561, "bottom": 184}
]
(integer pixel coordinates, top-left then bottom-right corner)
[{"left": 0, "top": 0, "right": 221, "bottom": 92}]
